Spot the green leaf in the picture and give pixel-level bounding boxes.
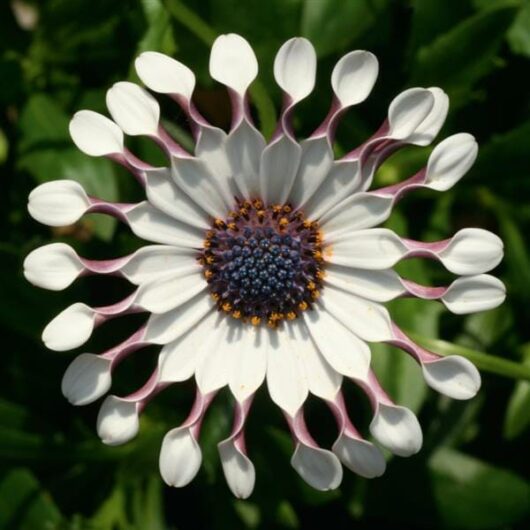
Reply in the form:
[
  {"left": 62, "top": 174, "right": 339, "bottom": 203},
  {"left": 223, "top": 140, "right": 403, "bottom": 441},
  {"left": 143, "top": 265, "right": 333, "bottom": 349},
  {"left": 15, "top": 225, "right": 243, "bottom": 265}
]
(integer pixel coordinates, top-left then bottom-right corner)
[
  {"left": 137, "top": 0, "right": 177, "bottom": 55},
  {"left": 0, "top": 468, "right": 63, "bottom": 530},
  {"left": 300, "top": 0, "right": 390, "bottom": 57},
  {"left": 429, "top": 448, "right": 530, "bottom": 529},
  {"left": 508, "top": 3, "right": 530, "bottom": 56},
  {"left": 411, "top": 6, "right": 517, "bottom": 106},
  {"left": 504, "top": 345, "right": 530, "bottom": 438}
]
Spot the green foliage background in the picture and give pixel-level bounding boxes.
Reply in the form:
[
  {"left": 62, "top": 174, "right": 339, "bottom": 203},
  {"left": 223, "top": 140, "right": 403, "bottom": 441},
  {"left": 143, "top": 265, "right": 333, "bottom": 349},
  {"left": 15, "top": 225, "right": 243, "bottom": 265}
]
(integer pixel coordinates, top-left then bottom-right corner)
[{"left": 1, "top": 0, "right": 530, "bottom": 528}]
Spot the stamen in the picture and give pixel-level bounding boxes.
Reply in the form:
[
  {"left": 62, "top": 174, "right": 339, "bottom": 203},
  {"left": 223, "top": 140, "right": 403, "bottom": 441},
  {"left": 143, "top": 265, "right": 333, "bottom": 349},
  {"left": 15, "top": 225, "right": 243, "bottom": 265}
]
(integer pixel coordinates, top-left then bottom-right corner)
[{"left": 199, "top": 199, "right": 325, "bottom": 327}]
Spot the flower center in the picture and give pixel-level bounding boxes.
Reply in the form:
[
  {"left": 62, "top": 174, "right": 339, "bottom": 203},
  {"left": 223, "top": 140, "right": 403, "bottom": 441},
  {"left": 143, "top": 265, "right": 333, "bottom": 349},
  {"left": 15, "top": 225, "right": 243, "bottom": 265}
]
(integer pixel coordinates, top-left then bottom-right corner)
[{"left": 199, "top": 199, "right": 325, "bottom": 328}]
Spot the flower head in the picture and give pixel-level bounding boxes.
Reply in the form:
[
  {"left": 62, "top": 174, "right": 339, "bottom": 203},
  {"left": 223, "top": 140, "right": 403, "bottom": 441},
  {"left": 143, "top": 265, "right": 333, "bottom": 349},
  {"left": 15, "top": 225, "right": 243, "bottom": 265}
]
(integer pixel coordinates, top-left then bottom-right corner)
[{"left": 25, "top": 34, "right": 505, "bottom": 497}]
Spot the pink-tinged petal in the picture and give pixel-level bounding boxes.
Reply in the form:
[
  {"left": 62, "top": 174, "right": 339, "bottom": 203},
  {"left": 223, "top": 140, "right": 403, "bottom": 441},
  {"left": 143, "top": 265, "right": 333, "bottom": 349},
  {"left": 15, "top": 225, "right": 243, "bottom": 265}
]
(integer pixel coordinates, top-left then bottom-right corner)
[
  {"left": 106, "top": 81, "right": 159, "bottom": 136},
  {"left": 210, "top": 34, "right": 258, "bottom": 97},
  {"left": 125, "top": 202, "right": 204, "bottom": 248},
  {"left": 69, "top": 110, "right": 124, "bottom": 156},
  {"left": 321, "top": 286, "right": 394, "bottom": 342},
  {"left": 28, "top": 180, "right": 90, "bottom": 227},
  {"left": 319, "top": 192, "right": 394, "bottom": 236},
  {"left": 389, "top": 326, "right": 481, "bottom": 400},
  {"left": 158, "top": 312, "right": 219, "bottom": 384},
  {"left": 424, "top": 133, "right": 478, "bottom": 191},
  {"left": 292, "top": 320, "right": 342, "bottom": 401},
  {"left": 434, "top": 228, "right": 504, "bottom": 275},
  {"left": 369, "top": 402, "right": 423, "bottom": 457},
  {"left": 134, "top": 268, "right": 205, "bottom": 314},
  {"left": 159, "top": 389, "right": 215, "bottom": 487},
  {"left": 327, "top": 393, "right": 386, "bottom": 478},
  {"left": 259, "top": 135, "right": 302, "bottom": 205},
  {"left": 331, "top": 50, "right": 378, "bottom": 108},
  {"left": 274, "top": 37, "right": 316, "bottom": 104},
  {"left": 327, "top": 228, "right": 408, "bottom": 270},
  {"left": 303, "top": 158, "right": 362, "bottom": 220},
  {"left": 286, "top": 410, "right": 343, "bottom": 491},
  {"left": 144, "top": 168, "right": 211, "bottom": 228},
  {"left": 228, "top": 325, "right": 268, "bottom": 403},
  {"left": 441, "top": 274, "right": 506, "bottom": 314},
  {"left": 218, "top": 398, "right": 255, "bottom": 499},
  {"left": 407, "top": 87, "right": 449, "bottom": 146},
  {"left": 195, "top": 316, "right": 235, "bottom": 393},
  {"left": 61, "top": 353, "right": 112, "bottom": 406},
  {"left": 324, "top": 265, "right": 406, "bottom": 302},
  {"left": 287, "top": 137, "right": 334, "bottom": 209},
  {"left": 387, "top": 88, "right": 435, "bottom": 140},
  {"left": 303, "top": 308, "right": 371, "bottom": 380},
  {"left": 226, "top": 119, "right": 266, "bottom": 199},
  {"left": 135, "top": 52, "right": 195, "bottom": 99},
  {"left": 171, "top": 154, "right": 233, "bottom": 217},
  {"left": 24, "top": 243, "right": 84, "bottom": 291},
  {"left": 97, "top": 396, "right": 140, "bottom": 446},
  {"left": 43, "top": 303, "right": 98, "bottom": 351},
  {"left": 266, "top": 326, "right": 308, "bottom": 417},
  {"left": 144, "top": 293, "right": 214, "bottom": 345}
]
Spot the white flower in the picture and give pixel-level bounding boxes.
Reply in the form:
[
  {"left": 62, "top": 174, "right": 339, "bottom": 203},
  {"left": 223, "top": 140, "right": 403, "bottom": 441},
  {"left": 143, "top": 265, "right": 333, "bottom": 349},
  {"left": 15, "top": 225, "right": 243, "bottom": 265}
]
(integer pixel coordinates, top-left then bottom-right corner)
[{"left": 26, "top": 34, "right": 505, "bottom": 497}]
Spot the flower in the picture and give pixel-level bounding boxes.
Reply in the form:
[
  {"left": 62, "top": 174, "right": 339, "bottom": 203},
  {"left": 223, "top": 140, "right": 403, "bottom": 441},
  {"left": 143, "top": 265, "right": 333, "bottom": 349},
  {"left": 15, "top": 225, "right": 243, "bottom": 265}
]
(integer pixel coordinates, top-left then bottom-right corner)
[{"left": 24, "top": 34, "right": 505, "bottom": 498}]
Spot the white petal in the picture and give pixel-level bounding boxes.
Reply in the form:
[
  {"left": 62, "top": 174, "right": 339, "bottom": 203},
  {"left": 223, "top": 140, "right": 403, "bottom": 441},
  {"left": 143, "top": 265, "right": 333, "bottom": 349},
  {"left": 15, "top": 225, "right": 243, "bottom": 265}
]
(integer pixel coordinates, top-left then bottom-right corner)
[
  {"left": 408, "top": 87, "right": 449, "bottom": 146},
  {"left": 42, "top": 303, "right": 95, "bottom": 351},
  {"left": 145, "top": 168, "right": 210, "bottom": 228},
  {"left": 61, "top": 353, "right": 112, "bottom": 406},
  {"left": 135, "top": 269, "right": 205, "bottom": 313},
  {"left": 422, "top": 356, "right": 481, "bottom": 400},
  {"left": 332, "top": 435, "right": 386, "bottom": 478},
  {"left": 274, "top": 37, "right": 316, "bottom": 103},
  {"left": 266, "top": 328, "right": 308, "bottom": 416},
  {"left": 194, "top": 127, "right": 238, "bottom": 204},
  {"left": 97, "top": 396, "right": 139, "bottom": 445},
  {"left": 325, "top": 265, "right": 405, "bottom": 302},
  {"left": 293, "top": 321, "right": 342, "bottom": 400},
  {"left": 158, "top": 313, "right": 216, "bottom": 383},
  {"left": 303, "top": 159, "right": 361, "bottom": 220},
  {"left": 135, "top": 52, "right": 195, "bottom": 98},
  {"left": 145, "top": 293, "right": 214, "bottom": 345},
  {"left": 369, "top": 404, "right": 423, "bottom": 457},
  {"left": 159, "top": 427, "right": 202, "bottom": 487},
  {"left": 218, "top": 440, "right": 255, "bottom": 499},
  {"left": 69, "top": 110, "right": 124, "bottom": 156},
  {"left": 106, "top": 82, "right": 159, "bottom": 136},
  {"left": 438, "top": 228, "right": 503, "bottom": 275},
  {"left": 331, "top": 51, "right": 378, "bottom": 107},
  {"left": 28, "top": 180, "right": 90, "bottom": 227},
  {"left": 259, "top": 135, "right": 302, "bottom": 205},
  {"left": 328, "top": 229, "right": 407, "bottom": 270},
  {"left": 287, "top": 137, "right": 334, "bottom": 208},
  {"left": 24, "top": 243, "right": 83, "bottom": 291},
  {"left": 387, "top": 88, "right": 435, "bottom": 140},
  {"left": 291, "top": 444, "right": 343, "bottom": 491},
  {"left": 226, "top": 120, "right": 266, "bottom": 198},
  {"left": 322, "top": 287, "right": 394, "bottom": 343},
  {"left": 425, "top": 133, "right": 477, "bottom": 191},
  {"left": 121, "top": 245, "right": 195, "bottom": 285},
  {"left": 229, "top": 326, "right": 268, "bottom": 402},
  {"left": 320, "top": 192, "right": 394, "bottom": 237},
  {"left": 126, "top": 202, "right": 204, "bottom": 248},
  {"left": 303, "top": 308, "right": 370, "bottom": 379},
  {"left": 209, "top": 34, "right": 258, "bottom": 95},
  {"left": 195, "top": 317, "right": 234, "bottom": 393},
  {"left": 171, "top": 156, "right": 230, "bottom": 218},
  {"left": 442, "top": 274, "right": 506, "bottom": 314}
]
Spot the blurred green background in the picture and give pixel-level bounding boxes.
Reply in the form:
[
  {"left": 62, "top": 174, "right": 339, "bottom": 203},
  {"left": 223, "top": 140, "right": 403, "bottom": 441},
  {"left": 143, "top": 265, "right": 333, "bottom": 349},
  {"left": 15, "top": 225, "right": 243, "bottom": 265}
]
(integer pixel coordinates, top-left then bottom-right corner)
[{"left": 1, "top": 0, "right": 530, "bottom": 528}]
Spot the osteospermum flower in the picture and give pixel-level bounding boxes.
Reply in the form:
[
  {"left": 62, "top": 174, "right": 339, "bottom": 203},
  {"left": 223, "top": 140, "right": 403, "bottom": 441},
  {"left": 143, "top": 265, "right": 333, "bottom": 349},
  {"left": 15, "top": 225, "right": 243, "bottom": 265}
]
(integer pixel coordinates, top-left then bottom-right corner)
[{"left": 24, "top": 34, "right": 506, "bottom": 497}]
